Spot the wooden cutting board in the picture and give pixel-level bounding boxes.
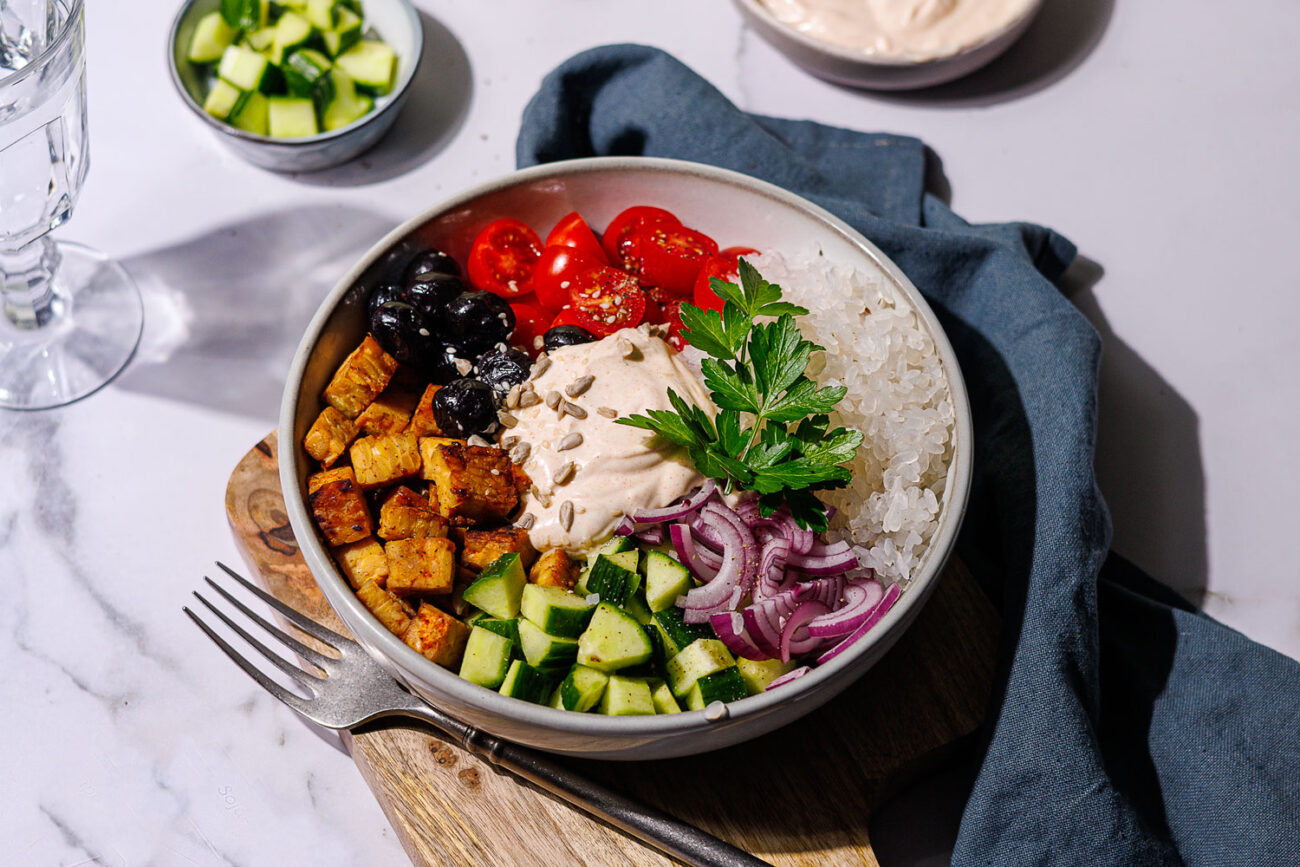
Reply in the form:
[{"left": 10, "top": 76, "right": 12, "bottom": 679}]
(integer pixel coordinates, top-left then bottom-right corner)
[{"left": 226, "top": 433, "right": 997, "bottom": 866}]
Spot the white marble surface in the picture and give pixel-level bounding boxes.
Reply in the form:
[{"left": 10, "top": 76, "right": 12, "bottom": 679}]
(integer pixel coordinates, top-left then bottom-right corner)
[{"left": 4, "top": 1, "right": 1298, "bottom": 864}]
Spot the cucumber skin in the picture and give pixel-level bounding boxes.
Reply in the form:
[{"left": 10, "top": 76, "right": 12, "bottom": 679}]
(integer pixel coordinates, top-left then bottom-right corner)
[
  {"left": 686, "top": 667, "right": 749, "bottom": 710},
  {"left": 462, "top": 553, "right": 527, "bottom": 620},
  {"left": 666, "top": 638, "right": 737, "bottom": 699},
  {"left": 498, "top": 660, "right": 553, "bottom": 704},
  {"left": 585, "top": 553, "right": 638, "bottom": 606},
  {"left": 474, "top": 617, "right": 521, "bottom": 651},
  {"left": 458, "top": 627, "right": 512, "bottom": 689},
  {"left": 520, "top": 584, "right": 595, "bottom": 639},
  {"left": 652, "top": 607, "right": 713, "bottom": 658},
  {"left": 518, "top": 620, "right": 579, "bottom": 672},
  {"left": 559, "top": 665, "right": 609, "bottom": 712}
]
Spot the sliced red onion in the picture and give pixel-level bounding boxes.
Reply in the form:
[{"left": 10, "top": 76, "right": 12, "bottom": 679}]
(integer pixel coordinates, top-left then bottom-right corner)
[
  {"left": 635, "top": 525, "right": 665, "bottom": 546},
  {"left": 807, "top": 579, "right": 885, "bottom": 638},
  {"left": 680, "top": 503, "right": 756, "bottom": 622},
  {"left": 741, "top": 584, "right": 803, "bottom": 657},
  {"left": 815, "top": 583, "right": 902, "bottom": 665},
  {"left": 689, "top": 515, "right": 725, "bottom": 552},
  {"left": 786, "top": 547, "right": 859, "bottom": 575},
  {"left": 781, "top": 600, "right": 830, "bottom": 662},
  {"left": 803, "top": 537, "right": 852, "bottom": 558},
  {"left": 614, "top": 515, "right": 637, "bottom": 537},
  {"left": 753, "top": 537, "right": 792, "bottom": 602},
  {"left": 627, "top": 479, "right": 717, "bottom": 526},
  {"left": 669, "top": 523, "right": 719, "bottom": 582},
  {"left": 788, "top": 518, "right": 814, "bottom": 555},
  {"left": 765, "top": 665, "right": 812, "bottom": 691},
  {"left": 709, "top": 611, "right": 768, "bottom": 660}
]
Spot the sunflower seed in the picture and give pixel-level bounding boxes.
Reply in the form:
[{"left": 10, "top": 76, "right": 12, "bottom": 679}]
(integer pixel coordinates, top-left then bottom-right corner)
[
  {"left": 530, "top": 355, "right": 551, "bottom": 379},
  {"left": 544, "top": 390, "right": 562, "bottom": 409},
  {"left": 555, "top": 462, "right": 576, "bottom": 485},
  {"left": 497, "top": 410, "right": 519, "bottom": 429},
  {"left": 516, "top": 513, "right": 536, "bottom": 530},
  {"left": 596, "top": 406, "right": 618, "bottom": 419},
  {"left": 557, "top": 432, "right": 583, "bottom": 452},
  {"left": 466, "top": 435, "right": 490, "bottom": 447},
  {"left": 560, "top": 401, "right": 587, "bottom": 419},
  {"left": 517, "top": 390, "right": 541, "bottom": 408},
  {"left": 559, "top": 501, "right": 574, "bottom": 531},
  {"left": 509, "top": 442, "right": 531, "bottom": 464},
  {"left": 618, "top": 337, "right": 636, "bottom": 358},
  {"left": 501, "top": 435, "right": 520, "bottom": 449},
  {"left": 565, "top": 375, "right": 595, "bottom": 397},
  {"left": 505, "top": 385, "right": 521, "bottom": 409}
]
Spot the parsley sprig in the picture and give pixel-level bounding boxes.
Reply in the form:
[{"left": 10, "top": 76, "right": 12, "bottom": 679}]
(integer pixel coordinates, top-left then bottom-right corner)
[{"left": 618, "top": 260, "right": 863, "bottom": 531}]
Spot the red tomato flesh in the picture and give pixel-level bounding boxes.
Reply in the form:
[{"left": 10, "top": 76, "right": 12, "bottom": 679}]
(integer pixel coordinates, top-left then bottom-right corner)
[
  {"left": 692, "top": 246, "right": 759, "bottom": 314},
  {"left": 467, "top": 218, "right": 542, "bottom": 298},
  {"left": 661, "top": 299, "right": 687, "bottom": 350},
  {"left": 568, "top": 265, "right": 647, "bottom": 337},
  {"left": 508, "top": 300, "right": 550, "bottom": 356},
  {"left": 545, "top": 212, "right": 608, "bottom": 265},
  {"left": 533, "top": 246, "right": 600, "bottom": 313},
  {"left": 601, "top": 206, "right": 680, "bottom": 272},
  {"left": 547, "top": 306, "right": 585, "bottom": 330},
  {"left": 631, "top": 222, "right": 719, "bottom": 296}
]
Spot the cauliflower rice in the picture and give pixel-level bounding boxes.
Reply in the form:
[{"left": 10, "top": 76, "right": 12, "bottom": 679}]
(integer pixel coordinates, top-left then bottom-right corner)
[{"left": 748, "top": 248, "right": 956, "bottom": 586}]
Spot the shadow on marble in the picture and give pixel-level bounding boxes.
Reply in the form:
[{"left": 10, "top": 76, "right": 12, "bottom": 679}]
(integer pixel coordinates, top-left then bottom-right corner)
[
  {"left": 1066, "top": 258, "right": 1209, "bottom": 604},
  {"left": 115, "top": 206, "right": 394, "bottom": 423},
  {"left": 862, "top": 0, "right": 1116, "bottom": 108},
  {"left": 288, "top": 11, "right": 473, "bottom": 188}
]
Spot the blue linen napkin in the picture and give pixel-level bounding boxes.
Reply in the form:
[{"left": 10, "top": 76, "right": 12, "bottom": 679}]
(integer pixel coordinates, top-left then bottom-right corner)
[{"left": 516, "top": 45, "right": 1300, "bottom": 865}]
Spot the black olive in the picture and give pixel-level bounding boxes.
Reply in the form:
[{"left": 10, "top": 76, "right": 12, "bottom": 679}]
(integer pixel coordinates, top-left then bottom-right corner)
[
  {"left": 368, "top": 283, "right": 405, "bottom": 316},
  {"left": 404, "top": 249, "right": 462, "bottom": 283},
  {"left": 476, "top": 348, "right": 532, "bottom": 392},
  {"left": 432, "top": 378, "right": 499, "bottom": 438},
  {"left": 402, "top": 271, "right": 466, "bottom": 324},
  {"left": 369, "top": 301, "right": 444, "bottom": 368},
  {"left": 542, "top": 325, "right": 596, "bottom": 353},
  {"left": 375, "top": 238, "right": 428, "bottom": 285},
  {"left": 443, "top": 291, "right": 515, "bottom": 353}
]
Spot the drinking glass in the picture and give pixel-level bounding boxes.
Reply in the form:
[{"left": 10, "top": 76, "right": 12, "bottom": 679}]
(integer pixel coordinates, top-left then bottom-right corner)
[{"left": 0, "top": 0, "right": 142, "bottom": 410}]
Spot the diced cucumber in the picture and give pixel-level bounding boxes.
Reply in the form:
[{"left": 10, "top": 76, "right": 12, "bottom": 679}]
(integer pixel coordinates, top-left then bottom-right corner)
[
  {"left": 736, "top": 657, "right": 797, "bottom": 695},
  {"left": 202, "top": 78, "right": 248, "bottom": 120},
  {"left": 642, "top": 550, "right": 693, "bottom": 612},
  {"left": 577, "top": 603, "right": 653, "bottom": 672},
  {"left": 586, "top": 535, "right": 636, "bottom": 565},
  {"left": 283, "top": 48, "right": 334, "bottom": 110},
  {"left": 498, "top": 659, "right": 553, "bottom": 703},
  {"left": 228, "top": 90, "right": 269, "bottom": 135},
  {"left": 243, "top": 26, "right": 276, "bottom": 53},
  {"left": 322, "top": 5, "right": 362, "bottom": 57},
  {"left": 320, "top": 68, "right": 370, "bottom": 131},
  {"left": 336, "top": 39, "right": 396, "bottom": 94},
  {"left": 547, "top": 685, "right": 566, "bottom": 709},
  {"left": 458, "top": 626, "right": 512, "bottom": 689},
  {"left": 518, "top": 620, "right": 579, "bottom": 672},
  {"left": 221, "top": 0, "right": 265, "bottom": 30},
  {"left": 643, "top": 622, "right": 667, "bottom": 668},
  {"left": 267, "top": 95, "right": 318, "bottom": 137},
  {"left": 652, "top": 607, "right": 713, "bottom": 659},
  {"left": 462, "top": 553, "right": 527, "bottom": 620},
  {"left": 585, "top": 551, "right": 640, "bottom": 606},
  {"left": 558, "top": 664, "right": 608, "bottom": 712},
  {"left": 598, "top": 675, "right": 655, "bottom": 716},
  {"left": 622, "top": 592, "right": 653, "bottom": 626},
  {"left": 473, "top": 617, "right": 520, "bottom": 652},
  {"left": 270, "top": 10, "right": 314, "bottom": 64},
  {"left": 573, "top": 566, "right": 592, "bottom": 596},
  {"left": 520, "top": 584, "right": 595, "bottom": 638},
  {"left": 666, "top": 638, "right": 736, "bottom": 699},
  {"left": 217, "top": 44, "right": 271, "bottom": 92},
  {"left": 685, "top": 667, "right": 749, "bottom": 710},
  {"left": 465, "top": 610, "right": 491, "bottom": 627},
  {"left": 651, "top": 681, "right": 682, "bottom": 714},
  {"left": 304, "top": 0, "right": 342, "bottom": 29},
  {"left": 187, "top": 12, "right": 238, "bottom": 64}
]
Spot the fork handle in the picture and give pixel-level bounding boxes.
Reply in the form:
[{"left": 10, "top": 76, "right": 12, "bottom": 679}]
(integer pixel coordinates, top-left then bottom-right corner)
[{"left": 459, "top": 728, "right": 771, "bottom": 867}]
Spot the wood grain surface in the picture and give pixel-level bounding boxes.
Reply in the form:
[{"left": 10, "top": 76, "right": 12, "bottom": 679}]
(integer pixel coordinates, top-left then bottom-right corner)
[{"left": 225, "top": 433, "right": 998, "bottom": 866}]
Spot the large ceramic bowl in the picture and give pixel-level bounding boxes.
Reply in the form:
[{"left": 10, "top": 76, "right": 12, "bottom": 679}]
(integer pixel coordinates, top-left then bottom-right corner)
[
  {"left": 167, "top": 0, "right": 422, "bottom": 172},
  {"left": 733, "top": 0, "right": 1042, "bottom": 90},
  {"left": 280, "top": 157, "right": 973, "bottom": 760}
]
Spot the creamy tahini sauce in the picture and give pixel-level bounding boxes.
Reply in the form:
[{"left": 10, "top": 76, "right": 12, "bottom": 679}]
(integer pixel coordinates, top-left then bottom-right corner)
[
  {"left": 760, "top": 0, "right": 1036, "bottom": 60},
  {"left": 512, "top": 326, "right": 714, "bottom": 555}
]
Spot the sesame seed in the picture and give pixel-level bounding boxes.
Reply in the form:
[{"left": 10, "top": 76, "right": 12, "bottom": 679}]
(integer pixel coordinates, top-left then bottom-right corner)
[
  {"left": 558, "top": 432, "right": 583, "bottom": 451},
  {"left": 597, "top": 406, "right": 618, "bottom": 419},
  {"left": 455, "top": 358, "right": 473, "bottom": 376},
  {"left": 564, "top": 375, "right": 594, "bottom": 397},
  {"left": 559, "top": 501, "right": 574, "bottom": 531},
  {"left": 489, "top": 468, "right": 500, "bottom": 476},
  {"left": 555, "top": 462, "right": 576, "bottom": 485},
  {"left": 560, "top": 401, "right": 587, "bottom": 419}
]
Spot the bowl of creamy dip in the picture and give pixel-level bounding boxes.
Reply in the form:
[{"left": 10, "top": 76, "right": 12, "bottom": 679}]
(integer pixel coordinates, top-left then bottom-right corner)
[
  {"left": 279, "top": 157, "right": 972, "bottom": 758},
  {"left": 735, "top": 0, "right": 1043, "bottom": 90}
]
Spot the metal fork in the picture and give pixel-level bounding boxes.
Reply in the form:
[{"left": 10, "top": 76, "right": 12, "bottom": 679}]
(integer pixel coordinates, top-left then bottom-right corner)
[{"left": 185, "top": 562, "right": 769, "bottom": 867}]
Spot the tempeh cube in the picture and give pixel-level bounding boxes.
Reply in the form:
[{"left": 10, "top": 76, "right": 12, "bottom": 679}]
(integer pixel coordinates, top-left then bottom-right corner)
[
  {"left": 322, "top": 336, "right": 398, "bottom": 418},
  {"left": 529, "top": 549, "right": 579, "bottom": 591},
  {"left": 378, "top": 486, "right": 448, "bottom": 541},
  {"left": 510, "top": 463, "right": 532, "bottom": 500},
  {"left": 307, "top": 467, "right": 373, "bottom": 546},
  {"left": 402, "top": 604, "right": 470, "bottom": 669},
  {"left": 419, "top": 438, "right": 518, "bottom": 525},
  {"left": 350, "top": 431, "right": 421, "bottom": 490},
  {"left": 462, "top": 527, "right": 537, "bottom": 572},
  {"left": 356, "top": 580, "right": 414, "bottom": 636},
  {"left": 385, "top": 537, "right": 456, "bottom": 596},
  {"left": 406, "top": 384, "right": 444, "bottom": 437},
  {"left": 335, "top": 537, "right": 389, "bottom": 590},
  {"left": 303, "top": 406, "right": 357, "bottom": 468},
  {"left": 356, "top": 384, "right": 421, "bottom": 437}
]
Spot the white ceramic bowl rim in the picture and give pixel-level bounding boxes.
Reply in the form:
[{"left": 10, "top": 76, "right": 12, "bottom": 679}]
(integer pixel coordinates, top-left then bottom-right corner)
[
  {"left": 165, "top": 0, "right": 422, "bottom": 147},
  {"left": 735, "top": 0, "right": 1041, "bottom": 67},
  {"left": 280, "top": 156, "right": 974, "bottom": 741}
]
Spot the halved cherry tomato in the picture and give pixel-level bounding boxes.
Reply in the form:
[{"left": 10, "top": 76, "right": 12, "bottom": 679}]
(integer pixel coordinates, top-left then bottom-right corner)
[
  {"left": 692, "top": 246, "right": 760, "bottom": 314},
  {"left": 466, "top": 218, "right": 543, "bottom": 298},
  {"left": 630, "top": 222, "right": 719, "bottom": 296},
  {"left": 547, "top": 306, "right": 585, "bottom": 330},
  {"left": 545, "top": 212, "right": 609, "bottom": 265},
  {"left": 661, "top": 299, "right": 687, "bottom": 350},
  {"left": 533, "top": 247, "right": 599, "bottom": 313},
  {"left": 601, "top": 206, "right": 680, "bottom": 271},
  {"left": 508, "top": 300, "right": 550, "bottom": 356},
  {"left": 641, "top": 284, "right": 675, "bottom": 324},
  {"left": 568, "top": 265, "right": 647, "bottom": 337}
]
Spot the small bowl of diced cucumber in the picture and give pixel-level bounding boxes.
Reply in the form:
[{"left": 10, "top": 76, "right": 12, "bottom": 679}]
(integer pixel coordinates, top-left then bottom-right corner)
[{"left": 168, "top": 0, "right": 422, "bottom": 172}]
